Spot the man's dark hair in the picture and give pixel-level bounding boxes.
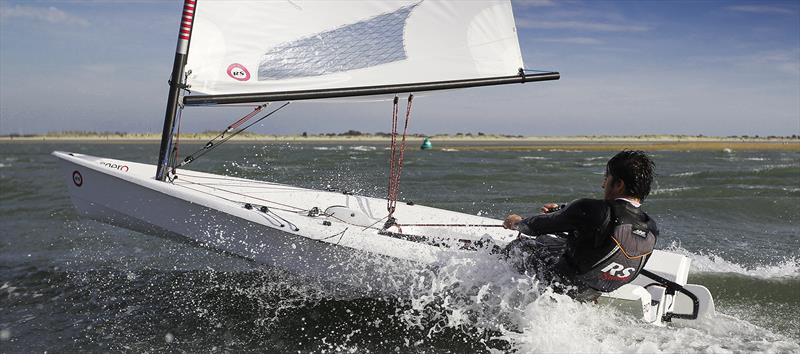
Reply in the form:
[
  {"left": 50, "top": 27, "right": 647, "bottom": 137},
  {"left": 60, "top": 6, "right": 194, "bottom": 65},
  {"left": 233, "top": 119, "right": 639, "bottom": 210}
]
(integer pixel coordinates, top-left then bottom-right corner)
[{"left": 606, "top": 150, "right": 655, "bottom": 201}]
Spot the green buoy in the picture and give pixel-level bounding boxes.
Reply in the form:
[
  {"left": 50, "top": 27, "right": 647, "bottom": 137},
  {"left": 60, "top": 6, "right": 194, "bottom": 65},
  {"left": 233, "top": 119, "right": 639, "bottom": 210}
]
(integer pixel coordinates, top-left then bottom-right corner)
[{"left": 420, "top": 137, "right": 432, "bottom": 150}]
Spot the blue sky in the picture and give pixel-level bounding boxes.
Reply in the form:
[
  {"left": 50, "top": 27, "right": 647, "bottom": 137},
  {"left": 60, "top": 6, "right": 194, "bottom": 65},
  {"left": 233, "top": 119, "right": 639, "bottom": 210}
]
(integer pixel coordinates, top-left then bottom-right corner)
[{"left": 1, "top": 0, "right": 798, "bottom": 136}]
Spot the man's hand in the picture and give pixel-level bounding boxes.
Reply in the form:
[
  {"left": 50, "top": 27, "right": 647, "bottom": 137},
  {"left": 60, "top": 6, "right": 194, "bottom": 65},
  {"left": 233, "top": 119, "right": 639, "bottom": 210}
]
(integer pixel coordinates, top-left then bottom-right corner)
[
  {"left": 503, "top": 214, "right": 523, "bottom": 230},
  {"left": 540, "top": 203, "right": 560, "bottom": 214}
]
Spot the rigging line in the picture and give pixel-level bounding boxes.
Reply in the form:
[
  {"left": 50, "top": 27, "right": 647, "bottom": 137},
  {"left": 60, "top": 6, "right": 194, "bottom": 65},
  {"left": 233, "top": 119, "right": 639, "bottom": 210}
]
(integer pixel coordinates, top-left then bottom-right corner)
[
  {"left": 394, "top": 223, "right": 505, "bottom": 228},
  {"left": 175, "top": 182, "right": 300, "bottom": 214},
  {"left": 387, "top": 96, "right": 399, "bottom": 213},
  {"left": 319, "top": 227, "right": 348, "bottom": 243},
  {"left": 172, "top": 182, "right": 307, "bottom": 191},
  {"left": 174, "top": 172, "right": 304, "bottom": 188},
  {"left": 174, "top": 178, "right": 305, "bottom": 212},
  {"left": 177, "top": 102, "right": 290, "bottom": 168},
  {"left": 169, "top": 103, "right": 185, "bottom": 177},
  {"left": 175, "top": 177, "right": 307, "bottom": 212},
  {"left": 386, "top": 94, "right": 413, "bottom": 218}
]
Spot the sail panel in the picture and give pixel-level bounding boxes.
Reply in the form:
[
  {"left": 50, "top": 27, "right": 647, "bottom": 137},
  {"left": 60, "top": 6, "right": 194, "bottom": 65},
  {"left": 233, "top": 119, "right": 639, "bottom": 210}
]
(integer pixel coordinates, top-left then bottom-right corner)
[{"left": 185, "top": 0, "right": 525, "bottom": 98}]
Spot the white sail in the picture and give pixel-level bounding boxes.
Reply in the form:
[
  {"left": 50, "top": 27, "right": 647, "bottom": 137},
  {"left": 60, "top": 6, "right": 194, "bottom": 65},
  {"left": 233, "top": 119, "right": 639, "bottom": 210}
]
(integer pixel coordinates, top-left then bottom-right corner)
[{"left": 185, "top": 0, "right": 524, "bottom": 97}]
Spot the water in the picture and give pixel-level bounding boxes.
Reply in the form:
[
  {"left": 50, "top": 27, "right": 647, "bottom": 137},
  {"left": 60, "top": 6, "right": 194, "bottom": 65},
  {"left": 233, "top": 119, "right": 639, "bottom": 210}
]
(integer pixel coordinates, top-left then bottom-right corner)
[{"left": 1, "top": 141, "right": 798, "bottom": 352}]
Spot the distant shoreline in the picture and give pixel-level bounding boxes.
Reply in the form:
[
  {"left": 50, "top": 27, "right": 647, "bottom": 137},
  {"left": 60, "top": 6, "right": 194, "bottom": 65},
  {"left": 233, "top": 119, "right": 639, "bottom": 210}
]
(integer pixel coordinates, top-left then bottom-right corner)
[{"left": 2, "top": 133, "right": 798, "bottom": 151}]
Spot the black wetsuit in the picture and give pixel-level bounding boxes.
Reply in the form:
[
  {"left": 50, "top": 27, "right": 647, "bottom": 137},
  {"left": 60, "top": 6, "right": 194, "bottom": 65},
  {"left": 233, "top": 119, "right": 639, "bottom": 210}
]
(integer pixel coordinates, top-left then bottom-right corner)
[{"left": 505, "top": 198, "right": 659, "bottom": 301}]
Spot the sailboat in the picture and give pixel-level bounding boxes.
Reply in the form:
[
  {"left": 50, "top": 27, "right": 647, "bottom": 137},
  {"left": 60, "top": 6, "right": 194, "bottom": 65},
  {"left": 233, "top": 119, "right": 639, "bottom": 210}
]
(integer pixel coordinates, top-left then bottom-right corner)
[{"left": 53, "top": 0, "right": 714, "bottom": 325}]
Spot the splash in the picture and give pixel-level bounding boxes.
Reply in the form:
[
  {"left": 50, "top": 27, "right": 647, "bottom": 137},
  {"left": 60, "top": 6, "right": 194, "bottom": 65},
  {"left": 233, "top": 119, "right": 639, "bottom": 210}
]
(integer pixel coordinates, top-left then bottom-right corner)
[
  {"left": 664, "top": 245, "right": 800, "bottom": 280},
  {"left": 395, "top": 249, "right": 799, "bottom": 352}
]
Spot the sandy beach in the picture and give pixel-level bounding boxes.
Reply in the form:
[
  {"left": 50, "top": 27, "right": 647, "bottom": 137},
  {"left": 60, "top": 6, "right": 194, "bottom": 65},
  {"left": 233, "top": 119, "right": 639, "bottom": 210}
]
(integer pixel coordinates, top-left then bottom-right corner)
[{"left": 2, "top": 133, "right": 798, "bottom": 151}]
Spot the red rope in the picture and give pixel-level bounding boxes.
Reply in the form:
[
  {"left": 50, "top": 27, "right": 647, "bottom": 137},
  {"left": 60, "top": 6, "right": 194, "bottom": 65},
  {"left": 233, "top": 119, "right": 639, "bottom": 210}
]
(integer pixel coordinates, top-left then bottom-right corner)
[
  {"left": 387, "top": 95, "right": 413, "bottom": 217},
  {"left": 228, "top": 105, "right": 264, "bottom": 131},
  {"left": 387, "top": 96, "right": 399, "bottom": 213}
]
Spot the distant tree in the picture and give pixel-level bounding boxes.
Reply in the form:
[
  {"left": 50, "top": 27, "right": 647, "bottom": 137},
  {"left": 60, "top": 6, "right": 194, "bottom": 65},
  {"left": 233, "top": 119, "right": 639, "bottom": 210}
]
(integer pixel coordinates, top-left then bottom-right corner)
[
  {"left": 477, "top": 132, "right": 485, "bottom": 136},
  {"left": 302, "top": 131, "right": 308, "bottom": 137}
]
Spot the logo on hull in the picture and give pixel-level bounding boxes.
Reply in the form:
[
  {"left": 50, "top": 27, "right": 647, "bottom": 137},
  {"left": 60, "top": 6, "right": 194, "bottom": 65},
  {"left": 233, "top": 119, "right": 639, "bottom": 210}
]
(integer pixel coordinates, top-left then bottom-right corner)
[
  {"left": 72, "top": 170, "right": 83, "bottom": 187},
  {"left": 99, "top": 162, "right": 129, "bottom": 172}
]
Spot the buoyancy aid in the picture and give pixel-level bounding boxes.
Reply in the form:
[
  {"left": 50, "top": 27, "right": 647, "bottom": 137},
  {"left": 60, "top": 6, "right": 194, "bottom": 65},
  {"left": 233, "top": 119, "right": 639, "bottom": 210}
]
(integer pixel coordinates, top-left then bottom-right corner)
[{"left": 575, "top": 201, "right": 657, "bottom": 292}]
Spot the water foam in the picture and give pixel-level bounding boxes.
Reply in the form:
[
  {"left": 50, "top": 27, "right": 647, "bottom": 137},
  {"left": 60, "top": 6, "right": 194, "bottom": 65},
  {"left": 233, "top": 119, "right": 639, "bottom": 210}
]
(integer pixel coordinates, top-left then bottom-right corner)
[
  {"left": 664, "top": 245, "right": 800, "bottom": 279},
  {"left": 397, "top": 250, "right": 799, "bottom": 352},
  {"left": 670, "top": 171, "right": 701, "bottom": 177},
  {"left": 650, "top": 186, "right": 699, "bottom": 195},
  {"left": 313, "top": 146, "right": 344, "bottom": 151}
]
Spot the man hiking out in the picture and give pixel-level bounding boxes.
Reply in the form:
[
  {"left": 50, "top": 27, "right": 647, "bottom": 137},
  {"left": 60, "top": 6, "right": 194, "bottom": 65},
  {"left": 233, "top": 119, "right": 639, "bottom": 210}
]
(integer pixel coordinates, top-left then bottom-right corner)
[{"left": 502, "top": 150, "right": 659, "bottom": 302}]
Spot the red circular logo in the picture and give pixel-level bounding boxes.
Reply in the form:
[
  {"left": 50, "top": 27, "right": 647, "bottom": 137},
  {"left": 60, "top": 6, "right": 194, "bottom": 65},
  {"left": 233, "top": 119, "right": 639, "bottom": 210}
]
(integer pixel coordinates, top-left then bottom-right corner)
[
  {"left": 226, "top": 63, "right": 250, "bottom": 81},
  {"left": 72, "top": 170, "right": 83, "bottom": 187}
]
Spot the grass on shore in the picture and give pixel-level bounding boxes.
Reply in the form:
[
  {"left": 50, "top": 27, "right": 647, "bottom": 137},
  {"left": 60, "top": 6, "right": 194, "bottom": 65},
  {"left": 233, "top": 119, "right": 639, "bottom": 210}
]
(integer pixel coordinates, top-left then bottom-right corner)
[{"left": 2, "top": 132, "right": 798, "bottom": 151}]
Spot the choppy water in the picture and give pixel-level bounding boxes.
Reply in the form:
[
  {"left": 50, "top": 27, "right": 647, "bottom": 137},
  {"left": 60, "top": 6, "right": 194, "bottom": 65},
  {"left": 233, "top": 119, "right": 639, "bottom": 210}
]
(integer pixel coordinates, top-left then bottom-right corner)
[{"left": 1, "top": 141, "right": 798, "bottom": 352}]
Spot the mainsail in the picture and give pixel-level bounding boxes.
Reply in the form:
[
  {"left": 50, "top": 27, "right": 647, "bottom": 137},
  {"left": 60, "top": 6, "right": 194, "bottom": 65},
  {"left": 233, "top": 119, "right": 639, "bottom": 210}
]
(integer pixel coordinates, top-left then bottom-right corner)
[
  {"left": 182, "top": 0, "right": 557, "bottom": 105},
  {"left": 157, "top": 0, "right": 559, "bottom": 179}
]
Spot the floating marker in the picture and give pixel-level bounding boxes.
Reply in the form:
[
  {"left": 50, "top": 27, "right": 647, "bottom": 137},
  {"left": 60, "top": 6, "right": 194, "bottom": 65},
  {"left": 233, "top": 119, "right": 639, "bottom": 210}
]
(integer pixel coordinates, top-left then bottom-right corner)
[{"left": 420, "top": 137, "right": 432, "bottom": 150}]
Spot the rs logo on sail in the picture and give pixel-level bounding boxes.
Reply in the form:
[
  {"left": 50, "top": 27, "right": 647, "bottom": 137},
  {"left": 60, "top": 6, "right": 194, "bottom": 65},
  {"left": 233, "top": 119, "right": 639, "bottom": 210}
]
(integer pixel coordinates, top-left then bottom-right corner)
[
  {"left": 226, "top": 63, "right": 251, "bottom": 81},
  {"left": 600, "top": 262, "right": 636, "bottom": 280}
]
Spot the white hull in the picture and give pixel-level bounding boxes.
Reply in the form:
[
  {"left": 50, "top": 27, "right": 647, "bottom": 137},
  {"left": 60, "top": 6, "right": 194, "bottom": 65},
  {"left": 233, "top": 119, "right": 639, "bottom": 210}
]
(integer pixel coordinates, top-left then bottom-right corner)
[{"left": 53, "top": 151, "right": 715, "bottom": 324}]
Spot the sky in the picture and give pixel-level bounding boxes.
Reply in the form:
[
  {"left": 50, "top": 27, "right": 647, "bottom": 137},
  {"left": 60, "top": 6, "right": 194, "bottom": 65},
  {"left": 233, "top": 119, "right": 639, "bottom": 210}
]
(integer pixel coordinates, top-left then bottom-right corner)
[{"left": 1, "top": 0, "right": 798, "bottom": 136}]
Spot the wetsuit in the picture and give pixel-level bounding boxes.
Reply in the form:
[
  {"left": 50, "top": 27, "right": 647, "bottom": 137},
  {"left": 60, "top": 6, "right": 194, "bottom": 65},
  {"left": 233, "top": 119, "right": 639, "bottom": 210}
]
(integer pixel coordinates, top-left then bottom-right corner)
[{"left": 504, "top": 198, "right": 659, "bottom": 301}]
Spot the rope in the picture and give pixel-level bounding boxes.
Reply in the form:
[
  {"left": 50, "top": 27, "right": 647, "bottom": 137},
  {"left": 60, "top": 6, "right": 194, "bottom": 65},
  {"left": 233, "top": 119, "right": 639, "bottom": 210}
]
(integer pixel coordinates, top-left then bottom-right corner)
[
  {"left": 386, "top": 94, "right": 413, "bottom": 219},
  {"left": 169, "top": 107, "right": 184, "bottom": 176},
  {"left": 178, "top": 102, "right": 290, "bottom": 169},
  {"left": 395, "top": 223, "right": 505, "bottom": 228}
]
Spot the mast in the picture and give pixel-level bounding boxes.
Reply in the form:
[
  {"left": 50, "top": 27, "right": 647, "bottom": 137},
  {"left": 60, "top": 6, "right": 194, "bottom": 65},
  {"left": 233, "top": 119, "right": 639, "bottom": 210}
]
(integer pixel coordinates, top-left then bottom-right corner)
[{"left": 156, "top": 0, "right": 196, "bottom": 181}]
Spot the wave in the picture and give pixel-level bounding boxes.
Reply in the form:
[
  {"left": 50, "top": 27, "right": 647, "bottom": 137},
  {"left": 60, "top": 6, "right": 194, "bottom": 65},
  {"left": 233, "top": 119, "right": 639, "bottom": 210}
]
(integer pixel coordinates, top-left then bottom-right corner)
[
  {"left": 670, "top": 171, "right": 701, "bottom": 177},
  {"left": 312, "top": 146, "right": 343, "bottom": 151},
  {"left": 440, "top": 148, "right": 459, "bottom": 152},
  {"left": 650, "top": 186, "right": 699, "bottom": 195},
  {"left": 519, "top": 156, "right": 548, "bottom": 160},
  {"left": 753, "top": 164, "right": 797, "bottom": 173},
  {"left": 350, "top": 146, "right": 377, "bottom": 152},
  {"left": 0, "top": 163, "right": 7, "bottom": 168},
  {"left": 548, "top": 149, "right": 582, "bottom": 152},
  {"left": 664, "top": 245, "right": 800, "bottom": 280}
]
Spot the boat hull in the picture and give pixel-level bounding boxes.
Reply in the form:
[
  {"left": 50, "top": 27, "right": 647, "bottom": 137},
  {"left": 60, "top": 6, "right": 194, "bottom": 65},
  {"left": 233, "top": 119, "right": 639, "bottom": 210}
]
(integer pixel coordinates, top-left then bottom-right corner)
[{"left": 53, "top": 151, "right": 715, "bottom": 323}]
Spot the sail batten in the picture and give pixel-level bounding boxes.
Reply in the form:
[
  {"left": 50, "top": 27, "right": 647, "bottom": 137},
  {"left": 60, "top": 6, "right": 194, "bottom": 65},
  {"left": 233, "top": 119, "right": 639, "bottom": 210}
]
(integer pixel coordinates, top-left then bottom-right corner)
[
  {"left": 183, "top": 72, "right": 559, "bottom": 106},
  {"left": 184, "top": 0, "right": 543, "bottom": 102}
]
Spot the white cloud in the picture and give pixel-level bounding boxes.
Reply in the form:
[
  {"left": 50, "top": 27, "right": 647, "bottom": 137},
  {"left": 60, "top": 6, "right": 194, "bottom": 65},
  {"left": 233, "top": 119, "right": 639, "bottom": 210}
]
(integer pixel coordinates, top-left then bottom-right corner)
[
  {"left": 518, "top": 19, "right": 650, "bottom": 32},
  {"left": 536, "top": 37, "right": 605, "bottom": 45},
  {"left": 726, "top": 5, "right": 796, "bottom": 15},
  {"left": 0, "top": 4, "right": 90, "bottom": 26}
]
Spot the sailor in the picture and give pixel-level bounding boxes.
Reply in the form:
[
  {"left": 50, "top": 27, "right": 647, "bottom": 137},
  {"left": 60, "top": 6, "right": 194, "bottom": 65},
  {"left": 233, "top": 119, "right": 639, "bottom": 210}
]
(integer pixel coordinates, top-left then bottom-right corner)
[{"left": 502, "top": 150, "right": 658, "bottom": 302}]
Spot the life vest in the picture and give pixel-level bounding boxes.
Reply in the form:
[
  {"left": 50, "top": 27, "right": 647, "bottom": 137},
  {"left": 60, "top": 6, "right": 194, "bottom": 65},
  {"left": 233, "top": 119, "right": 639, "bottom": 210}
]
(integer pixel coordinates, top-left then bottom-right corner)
[{"left": 575, "top": 201, "right": 657, "bottom": 292}]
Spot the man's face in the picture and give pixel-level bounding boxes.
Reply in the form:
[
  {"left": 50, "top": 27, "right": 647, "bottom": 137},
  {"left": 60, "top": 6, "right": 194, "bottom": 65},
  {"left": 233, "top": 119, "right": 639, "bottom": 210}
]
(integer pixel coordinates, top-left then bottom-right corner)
[{"left": 602, "top": 171, "right": 622, "bottom": 200}]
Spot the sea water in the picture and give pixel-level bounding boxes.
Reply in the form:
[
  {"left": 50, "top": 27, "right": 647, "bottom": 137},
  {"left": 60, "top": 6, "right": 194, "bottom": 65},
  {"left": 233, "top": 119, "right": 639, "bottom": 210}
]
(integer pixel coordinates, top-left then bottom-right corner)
[{"left": 1, "top": 141, "right": 798, "bottom": 352}]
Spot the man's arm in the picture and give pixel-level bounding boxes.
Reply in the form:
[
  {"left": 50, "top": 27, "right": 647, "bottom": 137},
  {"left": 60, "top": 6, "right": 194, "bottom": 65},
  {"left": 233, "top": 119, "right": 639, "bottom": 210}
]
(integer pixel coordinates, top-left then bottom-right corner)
[{"left": 515, "top": 199, "right": 605, "bottom": 236}]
